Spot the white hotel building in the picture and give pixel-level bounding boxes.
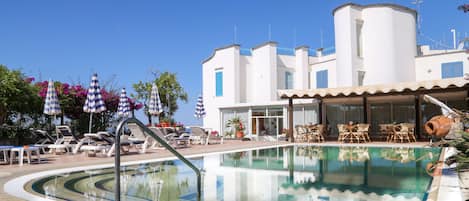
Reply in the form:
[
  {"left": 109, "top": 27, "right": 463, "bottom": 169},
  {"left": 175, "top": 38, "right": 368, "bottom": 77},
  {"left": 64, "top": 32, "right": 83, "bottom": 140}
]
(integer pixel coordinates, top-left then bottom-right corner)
[{"left": 202, "top": 3, "right": 469, "bottom": 139}]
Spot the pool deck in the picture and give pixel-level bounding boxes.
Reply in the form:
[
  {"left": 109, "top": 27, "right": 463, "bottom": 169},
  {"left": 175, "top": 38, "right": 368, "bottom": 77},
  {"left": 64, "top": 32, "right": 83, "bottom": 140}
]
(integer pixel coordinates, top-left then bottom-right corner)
[{"left": 0, "top": 140, "right": 459, "bottom": 201}]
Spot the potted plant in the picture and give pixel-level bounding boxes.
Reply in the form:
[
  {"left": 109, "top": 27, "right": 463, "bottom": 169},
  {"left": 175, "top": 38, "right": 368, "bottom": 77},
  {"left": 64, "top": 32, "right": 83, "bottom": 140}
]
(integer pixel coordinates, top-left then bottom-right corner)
[{"left": 226, "top": 117, "right": 245, "bottom": 139}]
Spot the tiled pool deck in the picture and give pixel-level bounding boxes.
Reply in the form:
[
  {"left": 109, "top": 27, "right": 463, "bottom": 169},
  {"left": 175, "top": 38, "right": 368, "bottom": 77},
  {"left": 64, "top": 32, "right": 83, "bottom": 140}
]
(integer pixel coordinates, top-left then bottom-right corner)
[{"left": 0, "top": 140, "right": 462, "bottom": 201}]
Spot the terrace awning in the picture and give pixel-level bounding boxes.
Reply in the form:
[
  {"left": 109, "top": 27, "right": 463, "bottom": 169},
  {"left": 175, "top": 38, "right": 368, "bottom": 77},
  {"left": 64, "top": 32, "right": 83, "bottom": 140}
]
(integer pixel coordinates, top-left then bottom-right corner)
[{"left": 278, "top": 77, "right": 469, "bottom": 99}]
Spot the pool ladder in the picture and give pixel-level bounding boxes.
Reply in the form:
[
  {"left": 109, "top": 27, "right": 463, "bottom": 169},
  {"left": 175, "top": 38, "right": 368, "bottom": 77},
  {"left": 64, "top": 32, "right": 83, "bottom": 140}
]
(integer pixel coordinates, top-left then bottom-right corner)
[{"left": 114, "top": 118, "right": 202, "bottom": 201}]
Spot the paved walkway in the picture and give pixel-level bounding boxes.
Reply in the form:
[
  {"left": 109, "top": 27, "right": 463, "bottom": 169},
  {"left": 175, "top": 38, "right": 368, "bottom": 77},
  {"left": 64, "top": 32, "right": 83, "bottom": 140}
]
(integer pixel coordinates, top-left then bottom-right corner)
[{"left": 0, "top": 140, "right": 431, "bottom": 201}]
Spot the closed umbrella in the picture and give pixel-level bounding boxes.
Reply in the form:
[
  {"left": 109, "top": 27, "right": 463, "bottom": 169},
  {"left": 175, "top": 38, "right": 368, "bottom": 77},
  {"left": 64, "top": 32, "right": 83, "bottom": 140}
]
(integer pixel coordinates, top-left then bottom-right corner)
[
  {"left": 148, "top": 83, "right": 163, "bottom": 125},
  {"left": 43, "top": 79, "right": 61, "bottom": 130},
  {"left": 117, "top": 88, "right": 131, "bottom": 118},
  {"left": 83, "top": 73, "right": 106, "bottom": 133},
  {"left": 44, "top": 79, "right": 62, "bottom": 116},
  {"left": 194, "top": 94, "right": 206, "bottom": 119}
]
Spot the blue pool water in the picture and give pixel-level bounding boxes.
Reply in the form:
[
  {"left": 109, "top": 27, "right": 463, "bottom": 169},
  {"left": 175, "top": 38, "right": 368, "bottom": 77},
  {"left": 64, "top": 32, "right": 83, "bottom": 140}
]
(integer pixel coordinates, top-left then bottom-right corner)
[{"left": 27, "top": 145, "right": 440, "bottom": 201}]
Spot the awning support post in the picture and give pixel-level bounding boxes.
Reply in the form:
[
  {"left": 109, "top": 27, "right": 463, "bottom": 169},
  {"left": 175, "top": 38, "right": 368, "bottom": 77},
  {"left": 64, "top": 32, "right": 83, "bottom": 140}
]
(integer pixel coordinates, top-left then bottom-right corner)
[
  {"left": 415, "top": 94, "right": 422, "bottom": 140},
  {"left": 288, "top": 98, "right": 294, "bottom": 142},
  {"left": 318, "top": 99, "right": 323, "bottom": 124},
  {"left": 363, "top": 96, "right": 368, "bottom": 123}
]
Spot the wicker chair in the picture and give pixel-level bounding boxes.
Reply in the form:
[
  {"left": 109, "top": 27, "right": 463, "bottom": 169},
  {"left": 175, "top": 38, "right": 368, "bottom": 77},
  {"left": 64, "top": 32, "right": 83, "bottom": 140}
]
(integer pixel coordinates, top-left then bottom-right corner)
[
  {"left": 309, "top": 125, "right": 325, "bottom": 143},
  {"left": 351, "top": 124, "right": 370, "bottom": 143},
  {"left": 295, "top": 125, "right": 308, "bottom": 142},
  {"left": 337, "top": 124, "right": 351, "bottom": 143},
  {"left": 393, "top": 124, "right": 411, "bottom": 143}
]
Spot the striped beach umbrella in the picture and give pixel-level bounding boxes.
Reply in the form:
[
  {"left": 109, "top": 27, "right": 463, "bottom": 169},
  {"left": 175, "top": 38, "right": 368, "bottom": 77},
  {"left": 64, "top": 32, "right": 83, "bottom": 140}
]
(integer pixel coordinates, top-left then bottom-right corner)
[
  {"left": 117, "top": 88, "right": 131, "bottom": 117},
  {"left": 148, "top": 83, "right": 163, "bottom": 115},
  {"left": 194, "top": 94, "right": 206, "bottom": 119},
  {"left": 148, "top": 83, "right": 163, "bottom": 126},
  {"left": 43, "top": 79, "right": 62, "bottom": 116},
  {"left": 83, "top": 73, "right": 106, "bottom": 133}
]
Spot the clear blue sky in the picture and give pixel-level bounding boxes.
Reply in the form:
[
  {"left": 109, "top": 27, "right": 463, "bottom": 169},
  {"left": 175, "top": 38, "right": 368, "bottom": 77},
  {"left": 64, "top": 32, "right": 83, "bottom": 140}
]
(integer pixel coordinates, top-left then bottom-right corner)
[{"left": 1, "top": 0, "right": 468, "bottom": 126}]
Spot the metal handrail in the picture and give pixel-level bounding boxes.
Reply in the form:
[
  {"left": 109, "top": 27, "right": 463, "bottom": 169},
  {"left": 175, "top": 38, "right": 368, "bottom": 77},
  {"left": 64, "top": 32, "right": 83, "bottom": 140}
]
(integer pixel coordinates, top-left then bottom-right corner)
[{"left": 114, "top": 118, "right": 201, "bottom": 201}]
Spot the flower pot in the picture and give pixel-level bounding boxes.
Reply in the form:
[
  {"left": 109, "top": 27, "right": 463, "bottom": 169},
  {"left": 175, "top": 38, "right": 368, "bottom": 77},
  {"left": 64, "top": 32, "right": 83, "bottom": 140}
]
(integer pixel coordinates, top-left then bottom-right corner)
[
  {"left": 424, "top": 115, "right": 454, "bottom": 137},
  {"left": 236, "top": 131, "right": 244, "bottom": 139}
]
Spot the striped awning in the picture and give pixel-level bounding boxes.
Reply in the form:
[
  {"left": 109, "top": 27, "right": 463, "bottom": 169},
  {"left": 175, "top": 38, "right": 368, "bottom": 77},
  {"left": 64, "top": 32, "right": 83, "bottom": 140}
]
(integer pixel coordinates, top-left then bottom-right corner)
[{"left": 278, "top": 77, "right": 469, "bottom": 99}]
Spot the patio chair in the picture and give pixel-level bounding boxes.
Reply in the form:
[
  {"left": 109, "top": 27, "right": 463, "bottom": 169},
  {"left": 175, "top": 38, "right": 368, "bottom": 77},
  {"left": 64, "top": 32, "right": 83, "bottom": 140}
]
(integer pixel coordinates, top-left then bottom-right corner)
[
  {"left": 402, "top": 123, "right": 416, "bottom": 142},
  {"left": 352, "top": 124, "right": 370, "bottom": 143},
  {"left": 309, "top": 125, "right": 325, "bottom": 143},
  {"left": 337, "top": 124, "right": 351, "bottom": 143},
  {"left": 295, "top": 125, "right": 308, "bottom": 143},
  {"left": 190, "top": 126, "right": 223, "bottom": 145},
  {"left": 48, "top": 125, "right": 78, "bottom": 154},
  {"left": 393, "top": 124, "right": 411, "bottom": 143}
]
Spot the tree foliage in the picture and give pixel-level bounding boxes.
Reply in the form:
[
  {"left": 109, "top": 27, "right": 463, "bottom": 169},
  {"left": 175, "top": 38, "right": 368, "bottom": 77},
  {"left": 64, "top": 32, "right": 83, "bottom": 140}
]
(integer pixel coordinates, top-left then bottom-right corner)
[
  {"left": 0, "top": 65, "right": 42, "bottom": 126},
  {"left": 132, "top": 71, "right": 188, "bottom": 124}
]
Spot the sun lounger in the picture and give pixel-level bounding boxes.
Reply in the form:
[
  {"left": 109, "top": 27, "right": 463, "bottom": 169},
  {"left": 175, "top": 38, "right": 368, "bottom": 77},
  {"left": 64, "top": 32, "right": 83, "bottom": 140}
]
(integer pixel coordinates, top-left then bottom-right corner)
[
  {"left": 127, "top": 123, "right": 155, "bottom": 152},
  {"left": 48, "top": 125, "right": 78, "bottom": 154},
  {"left": 31, "top": 129, "right": 56, "bottom": 152},
  {"left": 78, "top": 133, "right": 112, "bottom": 157},
  {"left": 148, "top": 127, "right": 190, "bottom": 148},
  {"left": 190, "top": 126, "right": 222, "bottom": 145}
]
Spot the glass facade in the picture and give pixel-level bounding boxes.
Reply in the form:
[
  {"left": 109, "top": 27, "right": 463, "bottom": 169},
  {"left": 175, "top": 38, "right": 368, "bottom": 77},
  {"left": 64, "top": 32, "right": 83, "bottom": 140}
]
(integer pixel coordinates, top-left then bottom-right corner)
[{"left": 326, "top": 104, "right": 364, "bottom": 136}]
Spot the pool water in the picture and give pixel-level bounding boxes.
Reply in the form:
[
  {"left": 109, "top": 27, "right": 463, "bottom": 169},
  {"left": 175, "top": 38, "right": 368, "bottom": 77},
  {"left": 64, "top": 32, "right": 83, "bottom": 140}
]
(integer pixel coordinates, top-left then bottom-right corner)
[{"left": 27, "top": 145, "right": 440, "bottom": 201}]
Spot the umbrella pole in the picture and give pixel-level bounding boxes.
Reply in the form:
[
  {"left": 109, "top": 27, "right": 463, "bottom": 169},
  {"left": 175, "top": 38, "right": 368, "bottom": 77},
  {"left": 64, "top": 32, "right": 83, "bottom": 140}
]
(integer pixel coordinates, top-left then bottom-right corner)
[{"left": 89, "top": 113, "right": 93, "bottom": 133}]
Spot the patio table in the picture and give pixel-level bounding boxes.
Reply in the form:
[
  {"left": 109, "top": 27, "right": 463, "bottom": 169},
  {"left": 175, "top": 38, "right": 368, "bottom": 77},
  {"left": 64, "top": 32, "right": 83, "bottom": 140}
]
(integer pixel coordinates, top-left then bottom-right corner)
[
  {"left": 0, "top": 146, "right": 13, "bottom": 164},
  {"left": 10, "top": 146, "right": 41, "bottom": 166}
]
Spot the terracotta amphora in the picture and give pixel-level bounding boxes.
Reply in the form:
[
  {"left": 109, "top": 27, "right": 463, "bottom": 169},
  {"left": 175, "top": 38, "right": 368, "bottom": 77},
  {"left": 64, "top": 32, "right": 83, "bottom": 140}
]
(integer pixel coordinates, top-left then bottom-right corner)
[{"left": 424, "top": 115, "right": 454, "bottom": 137}]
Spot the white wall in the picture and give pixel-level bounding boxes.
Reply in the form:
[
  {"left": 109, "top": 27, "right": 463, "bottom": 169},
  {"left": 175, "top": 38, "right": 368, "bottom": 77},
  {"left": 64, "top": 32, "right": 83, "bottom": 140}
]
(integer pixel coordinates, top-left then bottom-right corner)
[
  {"left": 334, "top": 5, "right": 362, "bottom": 87},
  {"left": 361, "top": 7, "right": 416, "bottom": 85},
  {"left": 252, "top": 42, "right": 278, "bottom": 103},
  {"left": 295, "top": 47, "right": 309, "bottom": 89},
  {"left": 310, "top": 58, "right": 337, "bottom": 89},
  {"left": 202, "top": 45, "right": 240, "bottom": 131},
  {"left": 415, "top": 51, "right": 468, "bottom": 81}
]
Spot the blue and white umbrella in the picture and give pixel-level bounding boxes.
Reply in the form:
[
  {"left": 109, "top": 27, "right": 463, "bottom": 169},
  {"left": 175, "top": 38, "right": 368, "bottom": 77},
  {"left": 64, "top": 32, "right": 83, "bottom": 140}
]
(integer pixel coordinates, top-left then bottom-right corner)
[
  {"left": 83, "top": 73, "right": 106, "bottom": 133},
  {"left": 148, "top": 83, "right": 163, "bottom": 126},
  {"left": 43, "top": 79, "right": 62, "bottom": 116},
  {"left": 194, "top": 94, "right": 206, "bottom": 119},
  {"left": 117, "top": 88, "right": 131, "bottom": 118},
  {"left": 148, "top": 83, "right": 163, "bottom": 115}
]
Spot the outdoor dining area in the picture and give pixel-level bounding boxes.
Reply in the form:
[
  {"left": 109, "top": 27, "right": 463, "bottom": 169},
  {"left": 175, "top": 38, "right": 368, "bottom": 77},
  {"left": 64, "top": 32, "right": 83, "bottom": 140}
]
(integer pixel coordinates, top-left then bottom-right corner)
[
  {"left": 294, "top": 122, "right": 416, "bottom": 143},
  {"left": 279, "top": 78, "right": 469, "bottom": 143}
]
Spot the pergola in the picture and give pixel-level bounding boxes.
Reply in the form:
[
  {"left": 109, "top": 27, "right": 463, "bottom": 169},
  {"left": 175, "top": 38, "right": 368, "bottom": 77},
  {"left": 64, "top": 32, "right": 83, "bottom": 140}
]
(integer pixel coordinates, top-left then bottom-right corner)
[{"left": 278, "top": 77, "right": 469, "bottom": 142}]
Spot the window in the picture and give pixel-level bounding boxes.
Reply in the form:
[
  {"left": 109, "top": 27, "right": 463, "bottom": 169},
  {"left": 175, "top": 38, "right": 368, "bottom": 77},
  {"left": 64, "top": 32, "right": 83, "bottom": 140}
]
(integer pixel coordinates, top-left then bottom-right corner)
[
  {"left": 215, "top": 71, "right": 223, "bottom": 96},
  {"left": 316, "top": 70, "right": 328, "bottom": 88},
  {"left": 285, "top": 71, "right": 293, "bottom": 89},
  {"left": 356, "top": 20, "right": 363, "bottom": 58},
  {"left": 441, "top": 61, "right": 463, "bottom": 78}
]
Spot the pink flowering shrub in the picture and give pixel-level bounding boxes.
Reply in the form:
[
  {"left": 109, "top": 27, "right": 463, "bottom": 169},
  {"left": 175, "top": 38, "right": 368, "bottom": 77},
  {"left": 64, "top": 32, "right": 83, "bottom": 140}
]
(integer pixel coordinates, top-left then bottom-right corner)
[{"left": 35, "top": 80, "right": 143, "bottom": 133}]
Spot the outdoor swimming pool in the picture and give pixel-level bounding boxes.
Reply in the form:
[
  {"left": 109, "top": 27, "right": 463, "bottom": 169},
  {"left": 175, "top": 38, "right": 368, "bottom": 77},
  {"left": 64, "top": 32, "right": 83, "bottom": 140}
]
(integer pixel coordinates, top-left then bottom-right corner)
[{"left": 24, "top": 145, "right": 440, "bottom": 201}]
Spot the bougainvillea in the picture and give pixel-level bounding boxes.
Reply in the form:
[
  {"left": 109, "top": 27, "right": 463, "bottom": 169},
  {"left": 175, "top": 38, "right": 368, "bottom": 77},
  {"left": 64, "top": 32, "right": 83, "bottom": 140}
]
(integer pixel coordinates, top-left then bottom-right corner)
[{"left": 35, "top": 80, "right": 143, "bottom": 133}]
